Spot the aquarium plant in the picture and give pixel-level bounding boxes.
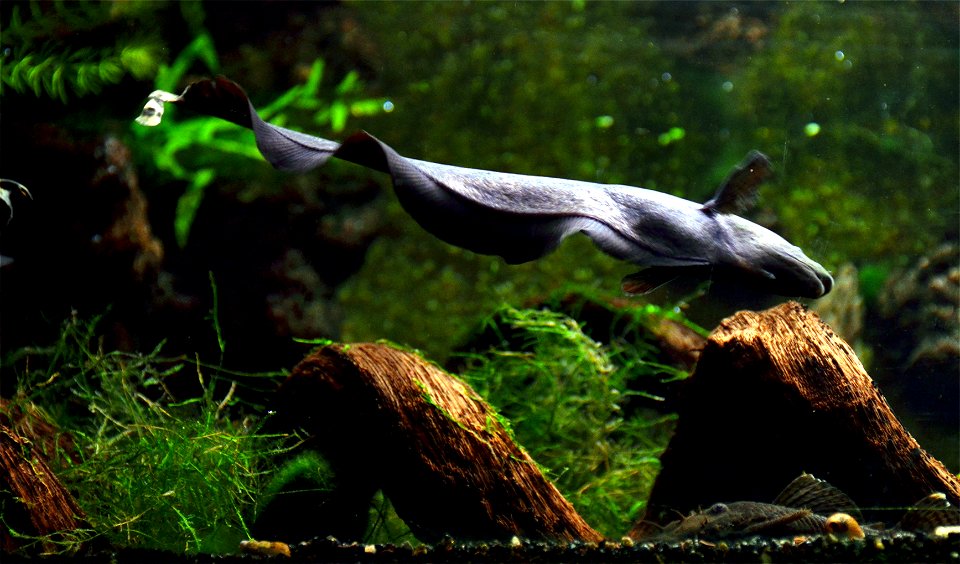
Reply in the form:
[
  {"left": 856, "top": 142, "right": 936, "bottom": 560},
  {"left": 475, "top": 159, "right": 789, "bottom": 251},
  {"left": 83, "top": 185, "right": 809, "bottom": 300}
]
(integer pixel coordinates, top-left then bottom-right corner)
[
  {"left": 1, "top": 1, "right": 163, "bottom": 102},
  {"left": 457, "top": 306, "right": 680, "bottom": 537},
  {"left": 133, "top": 36, "right": 387, "bottom": 247},
  {"left": 2, "top": 313, "right": 295, "bottom": 555}
]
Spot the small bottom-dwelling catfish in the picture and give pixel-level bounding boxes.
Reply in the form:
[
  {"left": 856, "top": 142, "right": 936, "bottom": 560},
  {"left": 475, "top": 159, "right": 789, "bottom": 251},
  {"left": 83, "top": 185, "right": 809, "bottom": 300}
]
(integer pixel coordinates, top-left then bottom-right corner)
[
  {"left": 632, "top": 473, "right": 959, "bottom": 542},
  {"left": 136, "top": 77, "right": 833, "bottom": 300}
]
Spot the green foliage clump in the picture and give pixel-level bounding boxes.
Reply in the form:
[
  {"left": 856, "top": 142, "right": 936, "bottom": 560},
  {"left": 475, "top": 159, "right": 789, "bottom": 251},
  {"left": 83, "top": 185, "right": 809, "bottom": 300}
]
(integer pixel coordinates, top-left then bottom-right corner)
[
  {"left": 4, "top": 314, "right": 293, "bottom": 555},
  {"left": 457, "top": 306, "right": 679, "bottom": 538},
  {"left": 1, "top": 1, "right": 164, "bottom": 102},
  {"left": 735, "top": 2, "right": 959, "bottom": 267}
]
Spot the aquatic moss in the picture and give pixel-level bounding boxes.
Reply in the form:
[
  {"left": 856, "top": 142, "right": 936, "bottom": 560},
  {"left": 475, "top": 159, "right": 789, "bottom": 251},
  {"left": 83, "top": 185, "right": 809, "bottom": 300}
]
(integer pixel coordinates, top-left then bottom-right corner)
[
  {"left": 3, "top": 314, "right": 294, "bottom": 555},
  {"left": 734, "top": 2, "right": 959, "bottom": 267},
  {"left": 456, "top": 306, "right": 678, "bottom": 538}
]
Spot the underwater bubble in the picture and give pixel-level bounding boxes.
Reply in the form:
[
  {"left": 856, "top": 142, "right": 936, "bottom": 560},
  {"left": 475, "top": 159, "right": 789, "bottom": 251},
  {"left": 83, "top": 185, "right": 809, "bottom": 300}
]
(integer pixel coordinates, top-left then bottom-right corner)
[
  {"left": 382, "top": 100, "right": 395, "bottom": 113},
  {"left": 661, "top": 72, "right": 672, "bottom": 82},
  {"left": 721, "top": 81, "right": 734, "bottom": 92},
  {"left": 834, "top": 50, "right": 845, "bottom": 62},
  {"left": 804, "top": 122, "right": 821, "bottom": 137}
]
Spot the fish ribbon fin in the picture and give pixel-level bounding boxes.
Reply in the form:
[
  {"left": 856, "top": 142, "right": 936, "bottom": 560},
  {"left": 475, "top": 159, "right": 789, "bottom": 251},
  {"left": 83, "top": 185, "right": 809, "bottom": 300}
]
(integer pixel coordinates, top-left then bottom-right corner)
[
  {"left": 897, "top": 493, "right": 960, "bottom": 533},
  {"left": 701, "top": 150, "right": 772, "bottom": 215},
  {"left": 773, "top": 473, "right": 862, "bottom": 520},
  {"left": 137, "top": 76, "right": 254, "bottom": 129}
]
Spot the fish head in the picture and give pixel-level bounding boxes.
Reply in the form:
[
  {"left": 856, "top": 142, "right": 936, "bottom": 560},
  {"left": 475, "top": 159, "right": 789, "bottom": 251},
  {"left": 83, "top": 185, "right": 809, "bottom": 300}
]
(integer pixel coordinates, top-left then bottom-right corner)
[
  {"left": 657, "top": 502, "right": 781, "bottom": 540},
  {"left": 717, "top": 215, "right": 834, "bottom": 298}
]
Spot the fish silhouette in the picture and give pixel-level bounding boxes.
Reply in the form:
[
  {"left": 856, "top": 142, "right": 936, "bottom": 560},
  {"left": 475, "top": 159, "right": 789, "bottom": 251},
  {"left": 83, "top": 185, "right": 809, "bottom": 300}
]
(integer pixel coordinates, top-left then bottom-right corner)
[
  {"left": 136, "top": 77, "right": 833, "bottom": 299},
  {"left": 633, "top": 473, "right": 959, "bottom": 541}
]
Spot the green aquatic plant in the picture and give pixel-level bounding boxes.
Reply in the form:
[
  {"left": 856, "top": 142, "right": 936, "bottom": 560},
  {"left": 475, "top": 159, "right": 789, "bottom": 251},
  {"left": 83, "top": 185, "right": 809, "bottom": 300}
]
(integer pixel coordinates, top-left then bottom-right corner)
[
  {"left": 3, "top": 314, "right": 294, "bottom": 555},
  {"left": 457, "top": 306, "right": 679, "bottom": 537},
  {"left": 1, "top": 1, "right": 163, "bottom": 102},
  {"left": 364, "top": 491, "right": 416, "bottom": 545}
]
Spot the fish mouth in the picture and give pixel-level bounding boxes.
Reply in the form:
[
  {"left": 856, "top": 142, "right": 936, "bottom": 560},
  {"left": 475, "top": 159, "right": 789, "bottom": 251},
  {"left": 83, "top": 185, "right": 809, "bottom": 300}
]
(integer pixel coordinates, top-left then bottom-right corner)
[
  {"left": 816, "top": 267, "right": 834, "bottom": 296},
  {"left": 799, "top": 257, "right": 834, "bottom": 298},
  {"left": 755, "top": 252, "right": 834, "bottom": 298},
  {"left": 779, "top": 261, "right": 833, "bottom": 299}
]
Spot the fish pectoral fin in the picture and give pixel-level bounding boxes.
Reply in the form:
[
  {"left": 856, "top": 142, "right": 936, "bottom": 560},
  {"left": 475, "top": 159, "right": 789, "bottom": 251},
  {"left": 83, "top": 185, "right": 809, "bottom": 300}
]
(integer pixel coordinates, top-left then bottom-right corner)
[
  {"left": 621, "top": 264, "right": 716, "bottom": 295},
  {"left": 621, "top": 267, "right": 684, "bottom": 295},
  {"left": 702, "top": 150, "right": 773, "bottom": 215},
  {"left": 742, "top": 509, "right": 812, "bottom": 535}
]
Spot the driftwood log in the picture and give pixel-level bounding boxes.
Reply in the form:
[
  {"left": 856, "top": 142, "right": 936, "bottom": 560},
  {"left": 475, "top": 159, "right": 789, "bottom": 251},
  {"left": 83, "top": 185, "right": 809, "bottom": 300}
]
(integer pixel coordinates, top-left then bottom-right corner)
[
  {"left": 0, "top": 423, "right": 86, "bottom": 553},
  {"left": 635, "top": 301, "right": 960, "bottom": 533},
  {"left": 280, "top": 343, "right": 602, "bottom": 543}
]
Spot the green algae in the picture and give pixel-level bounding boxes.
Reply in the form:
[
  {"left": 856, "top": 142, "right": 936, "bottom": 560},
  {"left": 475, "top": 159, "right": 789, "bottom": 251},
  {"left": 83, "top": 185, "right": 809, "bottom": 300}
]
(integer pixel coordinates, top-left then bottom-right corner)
[
  {"left": 456, "top": 306, "right": 681, "bottom": 538},
  {"left": 735, "top": 2, "right": 959, "bottom": 268}
]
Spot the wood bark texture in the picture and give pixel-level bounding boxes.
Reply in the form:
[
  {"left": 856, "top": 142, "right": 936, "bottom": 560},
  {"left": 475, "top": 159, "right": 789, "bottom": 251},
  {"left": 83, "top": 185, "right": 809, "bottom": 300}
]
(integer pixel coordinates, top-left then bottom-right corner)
[
  {"left": 637, "top": 301, "right": 960, "bottom": 530},
  {"left": 281, "top": 343, "right": 603, "bottom": 543},
  {"left": 0, "top": 424, "right": 86, "bottom": 553}
]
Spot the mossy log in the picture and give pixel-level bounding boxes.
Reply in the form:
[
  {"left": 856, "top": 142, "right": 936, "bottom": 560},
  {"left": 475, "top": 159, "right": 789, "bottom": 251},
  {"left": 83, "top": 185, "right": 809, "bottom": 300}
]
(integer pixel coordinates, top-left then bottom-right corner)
[
  {"left": 0, "top": 424, "right": 86, "bottom": 553},
  {"left": 546, "top": 293, "right": 706, "bottom": 373},
  {"left": 636, "top": 301, "right": 960, "bottom": 531},
  {"left": 280, "top": 343, "right": 603, "bottom": 543}
]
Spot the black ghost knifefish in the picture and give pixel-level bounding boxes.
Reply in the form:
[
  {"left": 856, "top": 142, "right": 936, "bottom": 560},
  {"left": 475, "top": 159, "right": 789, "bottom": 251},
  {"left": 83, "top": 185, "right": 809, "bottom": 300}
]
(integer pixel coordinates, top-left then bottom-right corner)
[
  {"left": 136, "top": 77, "right": 833, "bottom": 298},
  {"left": 632, "top": 473, "right": 959, "bottom": 541}
]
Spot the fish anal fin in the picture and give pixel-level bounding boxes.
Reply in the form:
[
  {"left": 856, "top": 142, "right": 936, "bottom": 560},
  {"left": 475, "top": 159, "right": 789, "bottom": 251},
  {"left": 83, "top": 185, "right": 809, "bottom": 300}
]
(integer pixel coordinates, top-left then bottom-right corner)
[
  {"left": 622, "top": 267, "right": 683, "bottom": 295},
  {"left": 702, "top": 150, "right": 773, "bottom": 215},
  {"left": 773, "top": 473, "right": 862, "bottom": 521}
]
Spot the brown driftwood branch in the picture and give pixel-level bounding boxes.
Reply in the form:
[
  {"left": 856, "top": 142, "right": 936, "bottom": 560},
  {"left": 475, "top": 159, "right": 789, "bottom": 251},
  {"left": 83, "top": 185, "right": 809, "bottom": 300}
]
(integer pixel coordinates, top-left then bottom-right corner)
[
  {"left": 636, "top": 301, "right": 960, "bottom": 531},
  {"left": 280, "top": 343, "right": 602, "bottom": 543},
  {"left": 0, "top": 423, "right": 86, "bottom": 553}
]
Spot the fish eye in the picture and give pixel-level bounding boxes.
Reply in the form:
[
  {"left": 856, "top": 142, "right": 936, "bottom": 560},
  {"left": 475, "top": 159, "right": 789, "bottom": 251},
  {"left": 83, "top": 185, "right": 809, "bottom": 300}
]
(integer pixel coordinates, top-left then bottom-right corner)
[{"left": 706, "top": 503, "right": 728, "bottom": 515}]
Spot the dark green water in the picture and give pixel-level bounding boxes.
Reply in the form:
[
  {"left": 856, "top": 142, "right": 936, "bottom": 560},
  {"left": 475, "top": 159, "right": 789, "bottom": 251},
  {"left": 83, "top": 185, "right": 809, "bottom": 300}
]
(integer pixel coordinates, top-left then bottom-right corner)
[{"left": 1, "top": 1, "right": 957, "bottom": 557}]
